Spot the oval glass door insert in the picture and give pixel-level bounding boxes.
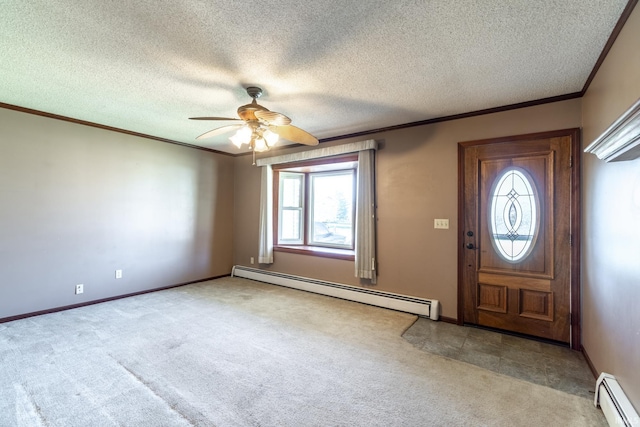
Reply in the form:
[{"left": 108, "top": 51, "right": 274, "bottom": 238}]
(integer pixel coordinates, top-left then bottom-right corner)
[{"left": 489, "top": 168, "right": 540, "bottom": 262}]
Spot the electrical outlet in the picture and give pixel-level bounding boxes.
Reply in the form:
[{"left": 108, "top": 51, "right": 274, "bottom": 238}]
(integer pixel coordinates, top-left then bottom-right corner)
[
  {"left": 75, "top": 284, "right": 84, "bottom": 295},
  {"left": 434, "top": 219, "right": 449, "bottom": 229},
  {"left": 115, "top": 269, "right": 122, "bottom": 279},
  {"left": 250, "top": 257, "right": 254, "bottom": 265}
]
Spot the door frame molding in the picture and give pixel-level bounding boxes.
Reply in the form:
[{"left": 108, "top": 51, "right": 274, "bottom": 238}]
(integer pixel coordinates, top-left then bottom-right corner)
[{"left": 457, "top": 128, "right": 581, "bottom": 350}]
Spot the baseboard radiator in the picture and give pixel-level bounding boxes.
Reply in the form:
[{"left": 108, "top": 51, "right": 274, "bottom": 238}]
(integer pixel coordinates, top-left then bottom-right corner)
[
  {"left": 231, "top": 265, "right": 439, "bottom": 320},
  {"left": 594, "top": 373, "right": 639, "bottom": 427}
]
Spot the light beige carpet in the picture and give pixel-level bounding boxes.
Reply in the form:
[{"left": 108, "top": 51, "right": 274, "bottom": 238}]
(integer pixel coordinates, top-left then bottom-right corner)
[{"left": 0, "top": 277, "right": 605, "bottom": 426}]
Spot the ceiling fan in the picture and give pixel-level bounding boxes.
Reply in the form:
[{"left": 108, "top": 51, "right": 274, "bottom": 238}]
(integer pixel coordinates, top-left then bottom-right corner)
[{"left": 190, "top": 86, "right": 319, "bottom": 156}]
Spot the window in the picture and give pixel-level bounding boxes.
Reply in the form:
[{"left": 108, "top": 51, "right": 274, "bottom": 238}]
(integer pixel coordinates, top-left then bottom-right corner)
[
  {"left": 308, "top": 171, "right": 354, "bottom": 248},
  {"left": 274, "top": 155, "right": 357, "bottom": 258},
  {"left": 278, "top": 172, "right": 304, "bottom": 244}
]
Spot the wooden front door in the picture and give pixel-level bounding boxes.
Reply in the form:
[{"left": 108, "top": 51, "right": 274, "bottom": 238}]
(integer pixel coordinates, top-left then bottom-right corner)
[{"left": 458, "top": 129, "right": 581, "bottom": 349}]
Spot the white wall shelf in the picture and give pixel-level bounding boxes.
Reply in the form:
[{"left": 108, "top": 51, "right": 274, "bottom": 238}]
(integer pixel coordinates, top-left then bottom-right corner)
[{"left": 585, "top": 97, "right": 640, "bottom": 162}]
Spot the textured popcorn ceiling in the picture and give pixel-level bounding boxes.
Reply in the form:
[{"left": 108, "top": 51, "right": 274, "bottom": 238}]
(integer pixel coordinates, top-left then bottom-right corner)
[{"left": 0, "top": 1, "right": 629, "bottom": 153}]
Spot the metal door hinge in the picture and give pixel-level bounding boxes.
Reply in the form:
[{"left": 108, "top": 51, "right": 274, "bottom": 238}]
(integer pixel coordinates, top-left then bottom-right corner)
[
  {"left": 569, "top": 234, "right": 573, "bottom": 246},
  {"left": 569, "top": 156, "right": 573, "bottom": 168}
]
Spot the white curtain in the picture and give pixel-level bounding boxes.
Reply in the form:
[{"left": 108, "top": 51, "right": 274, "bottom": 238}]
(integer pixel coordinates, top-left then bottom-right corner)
[
  {"left": 355, "top": 149, "right": 377, "bottom": 283},
  {"left": 256, "top": 139, "right": 376, "bottom": 166},
  {"left": 258, "top": 165, "right": 273, "bottom": 264}
]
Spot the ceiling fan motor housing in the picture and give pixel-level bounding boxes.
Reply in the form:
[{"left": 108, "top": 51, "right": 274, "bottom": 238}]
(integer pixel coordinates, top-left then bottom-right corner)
[
  {"left": 237, "top": 87, "right": 267, "bottom": 121},
  {"left": 237, "top": 102, "right": 268, "bottom": 121}
]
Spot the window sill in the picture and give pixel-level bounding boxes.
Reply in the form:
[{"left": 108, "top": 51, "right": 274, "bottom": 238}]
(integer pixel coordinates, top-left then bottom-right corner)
[{"left": 275, "top": 245, "right": 355, "bottom": 261}]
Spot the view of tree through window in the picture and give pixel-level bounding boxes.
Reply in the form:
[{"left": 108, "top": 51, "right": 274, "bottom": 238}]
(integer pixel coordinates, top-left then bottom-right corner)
[{"left": 310, "top": 172, "right": 353, "bottom": 247}]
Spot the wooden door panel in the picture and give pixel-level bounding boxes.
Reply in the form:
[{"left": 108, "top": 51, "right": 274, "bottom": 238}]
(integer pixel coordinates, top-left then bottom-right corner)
[
  {"left": 459, "top": 130, "right": 580, "bottom": 347},
  {"left": 519, "top": 289, "right": 554, "bottom": 321},
  {"left": 477, "top": 283, "right": 508, "bottom": 313}
]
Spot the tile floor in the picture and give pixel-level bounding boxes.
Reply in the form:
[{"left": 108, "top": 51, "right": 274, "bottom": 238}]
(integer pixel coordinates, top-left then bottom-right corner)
[{"left": 402, "top": 318, "right": 596, "bottom": 398}]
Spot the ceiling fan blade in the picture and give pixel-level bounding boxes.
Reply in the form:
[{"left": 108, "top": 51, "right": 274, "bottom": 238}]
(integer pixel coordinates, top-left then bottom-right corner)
[
  {"left": 196, "top": 124, "right": 245, "bottom": 140},
  {"left": 255, "top": 110, "right": 292, "bottom": 126},
  {"left": 189, "top": 116, "right": 242, "bottom": 121},
  {"left": 270, "top": 125, "right": 318, "bottom": 146}
]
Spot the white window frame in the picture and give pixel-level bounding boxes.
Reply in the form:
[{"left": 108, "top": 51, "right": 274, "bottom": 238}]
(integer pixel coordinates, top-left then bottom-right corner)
[{"left": 277, "top": 172, "right": 305, "bottom": 245}]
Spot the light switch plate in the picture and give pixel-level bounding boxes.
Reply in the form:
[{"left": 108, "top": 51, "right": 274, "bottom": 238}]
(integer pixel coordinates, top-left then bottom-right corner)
[{"left": 434, "top": 219, "right": 449, "bottom": 229}]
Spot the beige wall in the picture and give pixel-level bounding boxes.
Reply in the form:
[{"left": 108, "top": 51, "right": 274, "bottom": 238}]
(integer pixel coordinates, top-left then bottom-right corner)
[
  {"left": 0, "top": 108, "right": 235, "bottom": 319},
  {"left": 234, "top": 98, "right": 582, "bottom": 319},
  {"left": 581, "top": 4, "right": 640, "bottom": 410}
]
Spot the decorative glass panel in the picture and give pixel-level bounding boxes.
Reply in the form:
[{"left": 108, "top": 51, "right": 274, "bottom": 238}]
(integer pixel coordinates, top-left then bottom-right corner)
[{"left": 489, "top": 168, "right": 539, "bottom": 262}]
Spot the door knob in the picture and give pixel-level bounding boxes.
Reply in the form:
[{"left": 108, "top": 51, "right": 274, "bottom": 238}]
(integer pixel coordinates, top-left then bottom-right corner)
[
  {"left": 466, "top": 231, "right": 474, "bottom": 237},
  {"left": 466, "top": 243, "right": 475, "bottom": 249}
]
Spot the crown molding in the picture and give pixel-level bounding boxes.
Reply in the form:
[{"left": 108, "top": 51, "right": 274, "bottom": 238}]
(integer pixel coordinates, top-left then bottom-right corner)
[
  {"left": 581, "top": 0, "right": 638, "bottom": 95},
  {"left": 0, "top": 102, "right": 233, "bottom": 156}
]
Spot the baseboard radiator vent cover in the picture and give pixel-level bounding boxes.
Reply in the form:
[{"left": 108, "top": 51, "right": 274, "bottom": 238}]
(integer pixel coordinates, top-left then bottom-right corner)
[
  {"left": 231, "top": 265, "right": 439, "bottom": 320},
  {"left": 594, "top": 373, "right": 639, "bottom": 427}
]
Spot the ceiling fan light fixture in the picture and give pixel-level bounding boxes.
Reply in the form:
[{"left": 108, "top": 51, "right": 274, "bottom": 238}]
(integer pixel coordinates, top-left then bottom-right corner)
[
  {"left": 263, "top": 128, "right": 279, "bottom": 146},
  {"left": 229, "top": 124, "right": 279, "bottom": 152},
  {"left": 230, "top": 125, "right": 252, "bottom": 148},
  {"left": 253, "top": 137, "right": 268, "bottom": 152}
]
